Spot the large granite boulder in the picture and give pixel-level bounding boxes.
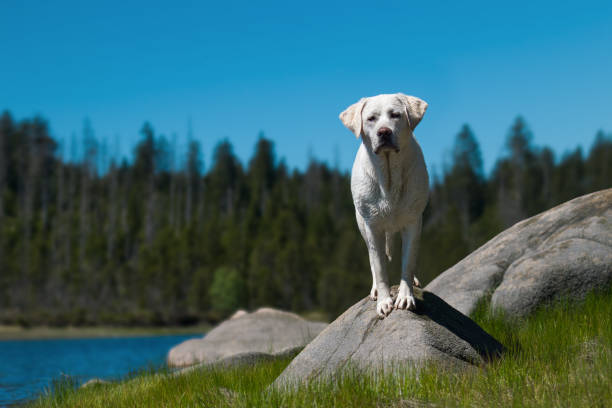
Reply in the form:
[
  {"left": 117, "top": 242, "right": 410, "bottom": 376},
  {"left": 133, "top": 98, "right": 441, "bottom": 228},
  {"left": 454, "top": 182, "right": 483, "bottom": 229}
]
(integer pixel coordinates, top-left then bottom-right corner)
[
  {"left": 273, "top": 286, "right": 504, "bottom": 387},
  {"left": 167, "top": 307, "right": 327, "bottom": 367},
  {"left": 426, "top": 189, "right": 612, "bottom": 317}
]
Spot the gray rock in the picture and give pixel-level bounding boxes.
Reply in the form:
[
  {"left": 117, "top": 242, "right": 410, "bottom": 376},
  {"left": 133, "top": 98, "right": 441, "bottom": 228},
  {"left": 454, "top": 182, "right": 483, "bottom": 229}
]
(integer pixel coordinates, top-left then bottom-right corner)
[
  {"left": 167, "top": 308, "right": 327, "bottom": 367},
  {"left": 426, "top": 189, "right": 612, "bottom": 317},
  {"left": 273, "top": 286, "right": 504, "bottom": 388}
]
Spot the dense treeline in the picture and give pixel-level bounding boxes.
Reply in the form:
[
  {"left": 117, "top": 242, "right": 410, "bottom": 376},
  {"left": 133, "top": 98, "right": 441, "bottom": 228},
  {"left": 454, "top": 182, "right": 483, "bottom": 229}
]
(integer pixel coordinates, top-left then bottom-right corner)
[{"left": 0, "top": 111, "right": 610, "bottom": 325}]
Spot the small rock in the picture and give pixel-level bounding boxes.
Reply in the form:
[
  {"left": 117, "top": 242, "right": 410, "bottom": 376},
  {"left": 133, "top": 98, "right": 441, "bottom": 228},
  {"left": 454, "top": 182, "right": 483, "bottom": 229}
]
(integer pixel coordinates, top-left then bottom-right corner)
[{"left": 80, "top": 378, "right": 109, "bottom": 388}]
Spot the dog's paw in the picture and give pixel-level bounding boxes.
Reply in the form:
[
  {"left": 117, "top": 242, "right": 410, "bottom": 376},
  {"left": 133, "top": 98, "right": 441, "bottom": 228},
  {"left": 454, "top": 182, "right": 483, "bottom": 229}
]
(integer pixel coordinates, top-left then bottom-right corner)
[
  {"left": 369, "top": 287, "right": 378, "bottom": 301},
  {"left": 394, "top": 293, "right": 417, "bottom": 311},
  {"left": 376, "top": 296, "right": 394, "bottom": 318}
]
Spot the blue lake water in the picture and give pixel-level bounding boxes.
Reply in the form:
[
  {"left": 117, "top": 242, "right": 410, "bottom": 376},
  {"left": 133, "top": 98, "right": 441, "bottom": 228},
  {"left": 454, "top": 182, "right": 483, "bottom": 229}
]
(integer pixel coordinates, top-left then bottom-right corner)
[{"left": 0, "top": 333, "right": 201, "bottom": 407}]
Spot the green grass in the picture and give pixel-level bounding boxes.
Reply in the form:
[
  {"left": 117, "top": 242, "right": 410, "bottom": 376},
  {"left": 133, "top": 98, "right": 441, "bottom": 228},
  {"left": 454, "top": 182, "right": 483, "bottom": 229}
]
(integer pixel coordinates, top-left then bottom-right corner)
[{"left": 29, "top": 288, "right": 612, "bottom": 407}]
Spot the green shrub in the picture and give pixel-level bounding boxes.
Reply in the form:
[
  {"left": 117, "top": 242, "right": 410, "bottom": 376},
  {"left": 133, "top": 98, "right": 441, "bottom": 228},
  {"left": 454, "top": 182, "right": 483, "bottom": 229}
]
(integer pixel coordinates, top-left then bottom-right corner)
[{"left": 208, "top": 266, "right": 246, "bottom": 317}]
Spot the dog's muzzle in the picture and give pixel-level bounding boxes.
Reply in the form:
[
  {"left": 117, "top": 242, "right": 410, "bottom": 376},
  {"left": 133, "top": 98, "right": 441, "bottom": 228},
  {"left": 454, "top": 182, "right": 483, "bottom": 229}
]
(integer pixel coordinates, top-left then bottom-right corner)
[
  {"left": 374, "top": 127, "right": 399, "bottom": 154},
  {"left": 374, "top": 143, "right": 399, "bottom": 154}
]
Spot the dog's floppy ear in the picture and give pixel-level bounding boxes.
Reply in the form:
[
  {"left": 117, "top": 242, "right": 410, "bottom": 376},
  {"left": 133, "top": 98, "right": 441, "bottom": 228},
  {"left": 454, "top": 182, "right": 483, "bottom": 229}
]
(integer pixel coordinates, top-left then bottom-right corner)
[
  {"left": 396, "top": 93, "right": 428, "bottom": 131},
  {"left": 339, "top": 98, "right": 367, "bottom": 138}
]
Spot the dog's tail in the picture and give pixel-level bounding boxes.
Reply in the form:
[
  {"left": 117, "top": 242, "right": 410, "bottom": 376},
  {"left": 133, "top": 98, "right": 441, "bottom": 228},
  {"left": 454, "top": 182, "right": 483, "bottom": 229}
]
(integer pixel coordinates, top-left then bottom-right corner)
[{"left": 385, "top": 232, "right": 392, "bottom": 262}]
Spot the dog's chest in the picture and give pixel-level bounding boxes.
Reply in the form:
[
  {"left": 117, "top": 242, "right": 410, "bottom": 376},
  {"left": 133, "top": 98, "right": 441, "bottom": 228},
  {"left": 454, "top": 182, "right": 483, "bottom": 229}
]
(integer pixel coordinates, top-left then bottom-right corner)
[{"left": 352, "top": 166, "right": 427, "bottom": 229}]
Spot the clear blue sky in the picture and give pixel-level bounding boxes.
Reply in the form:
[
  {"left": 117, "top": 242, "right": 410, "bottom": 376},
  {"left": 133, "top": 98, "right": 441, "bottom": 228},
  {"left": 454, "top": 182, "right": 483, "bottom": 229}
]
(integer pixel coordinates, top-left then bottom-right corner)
[{"left": 2, "top": 0, "right": 611, "bottom": 175}]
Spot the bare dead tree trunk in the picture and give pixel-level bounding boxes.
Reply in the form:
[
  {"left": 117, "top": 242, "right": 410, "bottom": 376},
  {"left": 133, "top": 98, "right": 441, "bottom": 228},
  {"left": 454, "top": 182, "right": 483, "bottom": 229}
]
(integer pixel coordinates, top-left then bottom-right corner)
[
  {"left": 79, "top": 158, "right": 89, "bottom": 273},
  {"left": 169, "top": 133, "right": 177, "bottom": 230},
  {"left": 66, "top": 134, "right": 77, "bottom": 275},
  {"left": 107, "top": 160, "right": 118, "bottom": 263},
  {"left": 45, "top": 141, "right": 66, "bottom": 306},
  {"left": 121, "top": 172, "right": 130, "bottom": 260},
  {"left": 185, "top": 173, "right": 192, "bottom": 224},
  {"left": 79, "top": 122, "right": 97, "bottom": 276},
  {"left": 497, "top": 176, "right": 522, "bottom": 228},
  {"left": 185, "top": 120, "right": 193, "bottom": 224},
  {"left": 40, "top": 161, "right": 49, "bottom": 230},
  {"left": 145, "top": 171, "right": 156, "bottom": 244},
  {"left": 21, "top": 127, "right": 36, "bottom": 304},
  {"left": 53, "top": 143, "right": 65, "bottom": 264},
  {"left": 197, "top": 175, "right": 205, "bottom": 226}
]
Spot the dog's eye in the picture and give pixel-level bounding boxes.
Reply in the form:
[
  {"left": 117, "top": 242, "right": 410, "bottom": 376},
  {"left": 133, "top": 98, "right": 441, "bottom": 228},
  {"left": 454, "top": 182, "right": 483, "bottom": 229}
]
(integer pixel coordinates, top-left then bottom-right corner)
[
  {"left": 390, "top": 112, "right": 401, "bottom": 119},
  {"left": 367, "top": 116, "right": 377, "bottom": 122}
]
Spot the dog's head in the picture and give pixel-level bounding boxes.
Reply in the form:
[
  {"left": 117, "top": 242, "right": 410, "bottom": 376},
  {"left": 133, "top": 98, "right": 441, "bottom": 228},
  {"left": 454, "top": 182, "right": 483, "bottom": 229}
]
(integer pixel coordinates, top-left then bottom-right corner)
[{"left": 339, "top": 93, "right": 428, "bottom": 155}]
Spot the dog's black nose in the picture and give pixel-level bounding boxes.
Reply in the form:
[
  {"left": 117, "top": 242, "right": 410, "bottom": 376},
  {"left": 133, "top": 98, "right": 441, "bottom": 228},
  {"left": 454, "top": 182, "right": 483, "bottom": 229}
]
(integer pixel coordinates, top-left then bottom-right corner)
[{"left": 377, "top": 127, "right": 392, "bottom": 139}]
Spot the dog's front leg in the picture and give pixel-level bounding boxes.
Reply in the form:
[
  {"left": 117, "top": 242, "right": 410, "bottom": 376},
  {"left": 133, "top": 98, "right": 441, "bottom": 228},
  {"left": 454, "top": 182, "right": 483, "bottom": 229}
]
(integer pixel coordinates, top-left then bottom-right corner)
[
  {"left": 364, "top": 224, "right": 393, "bottom": 317},
  {"left": 395, "top": 218, "right": 422, "bottom": 311}
]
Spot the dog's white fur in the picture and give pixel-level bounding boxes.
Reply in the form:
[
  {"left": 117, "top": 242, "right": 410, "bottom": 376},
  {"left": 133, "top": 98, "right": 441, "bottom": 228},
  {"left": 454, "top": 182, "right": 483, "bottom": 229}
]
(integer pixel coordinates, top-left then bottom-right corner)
[{"left": 340, "top": 93, "right": 429, "bottom": 318}]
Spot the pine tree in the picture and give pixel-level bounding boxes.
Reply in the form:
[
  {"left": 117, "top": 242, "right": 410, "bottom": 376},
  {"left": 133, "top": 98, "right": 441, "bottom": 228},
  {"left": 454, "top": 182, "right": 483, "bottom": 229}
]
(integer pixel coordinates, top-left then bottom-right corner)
[
  {"left": 586, "top": 131, "right": 612, "bottom": 191},
  {"left": 446, "top": 124, "right": 485, "bottom": 247},
  {"left": 0, "top": 111, "right": 608, "bottom": 326}
]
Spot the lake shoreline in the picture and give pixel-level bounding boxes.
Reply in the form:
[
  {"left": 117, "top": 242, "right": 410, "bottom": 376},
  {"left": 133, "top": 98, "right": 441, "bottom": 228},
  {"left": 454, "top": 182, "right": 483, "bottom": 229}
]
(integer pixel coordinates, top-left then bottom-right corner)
[
  {"left": 0, "top": 325, "right": 209, "bottom": 340},
  {"left": 0, "top": 333, "right": 201, "bottom": 406}
]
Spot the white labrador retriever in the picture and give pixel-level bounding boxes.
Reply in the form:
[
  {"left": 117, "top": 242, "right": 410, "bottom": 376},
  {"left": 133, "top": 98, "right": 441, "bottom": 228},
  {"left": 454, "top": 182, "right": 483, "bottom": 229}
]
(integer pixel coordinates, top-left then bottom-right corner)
[{"left": 340, "top": 93, "right": 429, "bottom": 318}]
